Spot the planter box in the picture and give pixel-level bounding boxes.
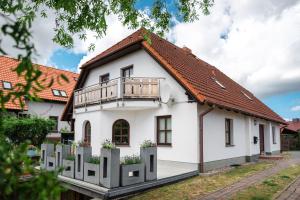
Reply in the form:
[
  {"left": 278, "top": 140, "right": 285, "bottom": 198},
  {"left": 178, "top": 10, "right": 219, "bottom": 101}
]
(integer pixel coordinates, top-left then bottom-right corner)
[
  {"left": 84, "top": 162, "right": 100, "bottom": 185},
  {"left": 100, "top": 148, "right": 120, "bottom": 188},
  {"left": 40, "top": 143, "right": 54, "bottom": 169},
  {"left": 46, "top": 156, "right": 56, "bottom": 171},
  {"left": 121, "top": 163, "right": 145, "bottom": 186},
  {"left": 56, "top": 144, "right": 71, "bottom": 169},
  {"left": 62, "top": 159, "right": 75, "bottom": 178},
  {"left": 75, "top": 146, "right": 92, "bottom": 180},
  {"left": 140, "top": 147, "right": 157, "bottom": 181}
]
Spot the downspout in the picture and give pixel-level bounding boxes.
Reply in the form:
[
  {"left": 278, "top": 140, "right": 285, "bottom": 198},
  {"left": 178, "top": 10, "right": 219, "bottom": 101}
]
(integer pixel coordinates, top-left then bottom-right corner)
[{"left": 199, "top": 106, "right": 214, "bottom": 173}]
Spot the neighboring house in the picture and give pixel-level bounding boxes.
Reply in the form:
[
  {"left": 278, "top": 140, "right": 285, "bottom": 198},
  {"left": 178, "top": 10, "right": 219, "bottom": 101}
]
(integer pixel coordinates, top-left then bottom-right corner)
[
  {"left": 0, "top": 55, "right": 79, "bottom": 141},
  {"left": 281, "top": 118, "right": 300, "bottom": 150},
  {"left": 62, "top": 28, "right": 286, "bottom": 172}
]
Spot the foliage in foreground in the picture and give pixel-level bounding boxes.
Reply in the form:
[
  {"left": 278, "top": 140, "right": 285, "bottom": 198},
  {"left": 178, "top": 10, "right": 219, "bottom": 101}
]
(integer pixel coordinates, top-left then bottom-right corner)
[
  {"left": 0, "top": 0, "right": 213, "bottom": 109},
  {"left": 1, "top": 116, "right": 55, "bottom": 146},
  {"left": 0, "top": 138, "right": 63, "bottom": 200}
]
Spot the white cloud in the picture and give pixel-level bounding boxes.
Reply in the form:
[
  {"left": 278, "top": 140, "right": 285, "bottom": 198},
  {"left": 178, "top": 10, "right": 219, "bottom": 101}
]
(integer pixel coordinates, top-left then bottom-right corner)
[
  {"left": 169, "top": 0, "right": 300, "bottom": 98},
  {"left": 291, "top": 105, "right": 300, "bottom": 112},
  {"left": 0, "top": 9, "right": 58, "bottom": 65}
]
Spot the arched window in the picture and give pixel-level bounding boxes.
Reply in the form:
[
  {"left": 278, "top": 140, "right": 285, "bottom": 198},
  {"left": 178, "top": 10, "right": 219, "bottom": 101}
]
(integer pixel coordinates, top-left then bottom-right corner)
[
  {"left": 112, "top": 119, "right": 130, "bottom": 145},
  {"left": 84, "top": 121, "right": 91, "bottom": 146}
]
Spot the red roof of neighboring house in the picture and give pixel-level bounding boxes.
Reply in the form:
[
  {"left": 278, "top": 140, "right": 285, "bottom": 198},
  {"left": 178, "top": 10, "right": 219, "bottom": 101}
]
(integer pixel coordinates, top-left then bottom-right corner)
[
  {"left": 284, "top": 120, "right": 300, "bottom": 132},
  {"left": 62, "top": 28, "right": 285, "bottom": 124},
  {"left": 0, "top": 55, "right": 79, "bottom": 110}
]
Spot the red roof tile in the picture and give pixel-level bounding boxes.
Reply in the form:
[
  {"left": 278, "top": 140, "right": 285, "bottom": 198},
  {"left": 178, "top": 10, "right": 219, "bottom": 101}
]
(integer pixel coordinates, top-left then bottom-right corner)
[
  {"left": 64, "top": 28, "right": 285, "bottom": 124},
  {"left": 0, "top": 55, "right": 79, "bottom": 110},
  {"left": 285, "top": 120, "right": 300, "bottom": 132}
]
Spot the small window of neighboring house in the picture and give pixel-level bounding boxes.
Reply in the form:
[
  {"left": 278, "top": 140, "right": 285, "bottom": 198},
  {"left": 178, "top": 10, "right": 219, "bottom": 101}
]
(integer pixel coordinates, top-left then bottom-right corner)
[
  {"left": 272, "top": 126, "right": 276, "bottom": 144},
  {"left": 225, "top": 118, "right": 234, "bottom": 146},
  {"left": 60, "top": 90, "right": 67, "bottom": 97},
  {"left": 52, "top": 89, "right": 60, "bottom": 96},
  {"left": 49, "top": 116, "right": 58, "bottom": 132},
  {"left": 18, "top": 113, "right": 30, "bottom": 118},
  {"left": 3, "top": 81, "right": 12, "bottom": 90},
  {"left": 157, "top": 115, "right": 172, "bottom": 146}
]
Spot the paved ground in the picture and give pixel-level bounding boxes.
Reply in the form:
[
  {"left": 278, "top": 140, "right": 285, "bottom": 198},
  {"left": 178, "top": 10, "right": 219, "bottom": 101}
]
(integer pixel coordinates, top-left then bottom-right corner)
[
  {"left": 276, "top": 176, "right": 300, "bottom": 200},
  {"left": 197, "top": 151, "right": 300, "bottom": 200}
]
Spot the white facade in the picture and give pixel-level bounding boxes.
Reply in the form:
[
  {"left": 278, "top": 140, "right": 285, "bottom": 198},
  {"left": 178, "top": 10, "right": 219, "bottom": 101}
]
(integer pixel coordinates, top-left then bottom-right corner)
[
  {"left": 21, "top": 100, "right": 70, "bottom": 133},
  {"left": 73, "top": 49, "right": 281, "bottom": 169}
]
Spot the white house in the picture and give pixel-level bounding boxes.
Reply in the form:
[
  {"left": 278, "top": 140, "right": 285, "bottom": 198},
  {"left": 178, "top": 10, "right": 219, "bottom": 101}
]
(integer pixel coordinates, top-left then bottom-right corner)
[
  {"left": 62, "top": 28, "right": 285, "bottom": 172},
  {"left": 0, "top": 55, "right": 79, "bottom": 141}
]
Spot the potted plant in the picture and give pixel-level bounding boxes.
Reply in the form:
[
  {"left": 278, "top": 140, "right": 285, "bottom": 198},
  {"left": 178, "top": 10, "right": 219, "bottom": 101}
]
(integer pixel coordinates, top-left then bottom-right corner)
[
  {"left": 75, "top": 141, "right": 92, "bottom": 180},
  {"left": 140, "top": 140, "right": 157, "bottom": 181},
  {"left": 84, "top": 156, "right": 100, "bottom": 185},
  {"left": 56, "top": 143, "right": 71, "bottom": 169},
  {"left": 100, "top": 139, "right": 120, "bottom": 188},
  {"left": 120, "top": 155, "right": 144, "bottom": 186},
  {"left": 40, "top": 141, "right": 54, "bottom": 169},
  {"left": 62, "top": 154, "right": 75, "bottom": 178},
  {"left": 46, "top": 152, "right": 56, "bottom": 171}
]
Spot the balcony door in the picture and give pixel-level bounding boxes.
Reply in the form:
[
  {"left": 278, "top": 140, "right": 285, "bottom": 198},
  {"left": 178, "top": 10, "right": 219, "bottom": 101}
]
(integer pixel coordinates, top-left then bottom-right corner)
[{"left": 121, "top": 66, "right": 133, "bottom": 96}]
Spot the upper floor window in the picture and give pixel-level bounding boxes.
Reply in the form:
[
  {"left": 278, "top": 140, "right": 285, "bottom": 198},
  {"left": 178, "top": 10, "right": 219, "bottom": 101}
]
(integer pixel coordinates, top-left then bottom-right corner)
[
  {"left": 211, "top": 77, "right": 226, "bottom": 89},
  {"left": 241, "top": 91, "right": 253, "bottom": 100},
  {"left": 3, "top": 81, "right": 12, "bottom": 90},
  {"left": 112, "top": 119, "right": 130, "bottom": 145},
  {"left": 84, "top": 121, "right": 91, "bottom": 146},
  {"left": 272, "top": 126, "right": 276, "bottom": 144},
  {"left": 100, "top": 73, "right": 110, "bottom": 83},
  {"left": 122, "top": 66, "right": 133, "bottom": 78},
  {"left": 157, "top": 115, "right": 172, "bottom": 145},
  {"left": 225, "top": 118, "right": 233, "bottom": 146}
]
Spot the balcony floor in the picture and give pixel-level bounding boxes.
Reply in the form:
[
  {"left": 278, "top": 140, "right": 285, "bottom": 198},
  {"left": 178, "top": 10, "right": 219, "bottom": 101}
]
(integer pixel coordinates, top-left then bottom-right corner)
[{"left": 59, "top": 160, "right": 198, "bottom": 199}]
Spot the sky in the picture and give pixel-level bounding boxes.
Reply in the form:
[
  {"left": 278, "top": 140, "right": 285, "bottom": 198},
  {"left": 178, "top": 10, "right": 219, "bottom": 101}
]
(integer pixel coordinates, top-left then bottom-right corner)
[{"left": 1, "top": 0, "right": 300, "bottom": 120}]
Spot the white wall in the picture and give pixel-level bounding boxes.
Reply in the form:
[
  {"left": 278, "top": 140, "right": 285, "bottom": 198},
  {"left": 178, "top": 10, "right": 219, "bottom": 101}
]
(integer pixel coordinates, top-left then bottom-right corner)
[
  {"left": 21, "top": 100, "right": 70, "bottom": 132},
  {"left": 75, "top": 49, "right": 199, "bottom": 163}
]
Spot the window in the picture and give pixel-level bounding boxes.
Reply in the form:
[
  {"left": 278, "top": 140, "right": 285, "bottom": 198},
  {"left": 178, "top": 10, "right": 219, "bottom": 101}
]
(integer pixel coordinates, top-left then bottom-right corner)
[
  {"left": 3, "top": 81, "right": 12, "bottom": 89},
  {"left": 122, "top": 66, "right": 133, "bottom": 78},
  {"left": 225, "top": 118, "right": 233, "bottom": 146},
  {"left": 18, "top": 113, "right": 30, "bottom": 118},
  {"left": 49, "top": 116, "right": 58, "bottom": 132},
  {"left": 84, "top": 121, "right": 91, "bottom": 146},
  {"left": 272, "top": 126, "right": 276, "bottom": 144},
  {"left": 74, "top": 77, "right": 78, "bottom": 81},
  {"left": 157, "top": 115, "right": 172, "bottom": 145},
  {"left": 241, "top": 91, "right": 253, "bottom": 100},
  {"left": 211, "top": 77, "right": 226, "bottom": 89},
  {"left": 52, "top": 89, "right": 67, "bottom": 97},
  {"left": 52, "top": 89, "right": 60, "bottom": 96},
  {"left": 60, "top": 90, "right": 67, "bottom": 97},
  {"left": 100, "top": 73, "right": 110, "bottom": 83},
  {"left": 112, "top": 119, "right": 130, "bottom": 145}
]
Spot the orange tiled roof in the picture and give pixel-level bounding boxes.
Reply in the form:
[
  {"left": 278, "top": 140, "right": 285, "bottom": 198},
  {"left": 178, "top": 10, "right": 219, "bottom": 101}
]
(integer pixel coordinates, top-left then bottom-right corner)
[
  {"left": 0, "top": 55, "right": 79, "bottom": 110},
  {"left": 285, "top": 120, "right": 300, "bottom": 132},
  {"left": 64, "top": 28, "right": 285, "bottom": 124}
]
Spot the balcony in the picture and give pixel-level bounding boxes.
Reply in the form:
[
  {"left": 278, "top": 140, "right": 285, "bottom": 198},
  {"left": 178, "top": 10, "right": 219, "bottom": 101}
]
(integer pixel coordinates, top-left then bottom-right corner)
[{"left": 74, "top": 77, "right": 162, "bottom": 109}]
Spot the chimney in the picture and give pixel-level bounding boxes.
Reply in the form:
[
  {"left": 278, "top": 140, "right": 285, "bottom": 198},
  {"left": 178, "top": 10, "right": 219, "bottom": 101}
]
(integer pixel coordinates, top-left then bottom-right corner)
[{"left": 182, "top": 46, "right": 192, "bottom": 54}]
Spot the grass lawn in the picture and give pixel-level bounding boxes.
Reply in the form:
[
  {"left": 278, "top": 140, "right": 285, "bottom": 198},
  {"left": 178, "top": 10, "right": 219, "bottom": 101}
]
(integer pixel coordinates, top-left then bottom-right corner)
[
  {"left": 129, "top": 161, "right": 274, "bottom": 200},
  {"left": 230, "top": 164, "right": 300, "bottom": 200}
]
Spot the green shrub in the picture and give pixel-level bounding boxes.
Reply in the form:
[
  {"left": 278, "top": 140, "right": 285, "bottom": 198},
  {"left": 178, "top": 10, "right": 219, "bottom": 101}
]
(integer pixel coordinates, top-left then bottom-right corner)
[
  {"left": 122, "top": 155, "right": 141, "bottom": 165},
  {"left": 87, "top": 156, "right": 100, "bottom": 164},
  {"left": 140, "top": 140, "right": 156, "bottom": 148},
  {"left": 1, "top": 116, "right": 55, "bottom": 146},
  {"left": 102, "top": 139, "right": 116, "bottom": 149},
  {"left": 65, "top": 155, "right": 75, "bottom": 161}
]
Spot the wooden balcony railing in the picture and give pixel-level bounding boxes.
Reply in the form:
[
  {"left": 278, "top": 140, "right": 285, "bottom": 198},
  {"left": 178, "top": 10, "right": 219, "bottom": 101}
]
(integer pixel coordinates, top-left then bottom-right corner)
[{"left": 74, "top": 77, "right": 161, "bottom": 107}]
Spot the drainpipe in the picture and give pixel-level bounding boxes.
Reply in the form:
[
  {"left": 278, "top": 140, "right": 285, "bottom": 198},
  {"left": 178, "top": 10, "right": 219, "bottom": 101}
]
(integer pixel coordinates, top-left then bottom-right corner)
[{"left": 199, "top": 106, "right": 214, "bottom": 173}]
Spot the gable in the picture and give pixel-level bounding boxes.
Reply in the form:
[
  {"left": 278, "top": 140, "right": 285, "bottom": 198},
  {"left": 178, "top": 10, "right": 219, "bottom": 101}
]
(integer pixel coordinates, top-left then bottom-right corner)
[{"left": 62, "top": 28, "right": 285, "bottom": 124}]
